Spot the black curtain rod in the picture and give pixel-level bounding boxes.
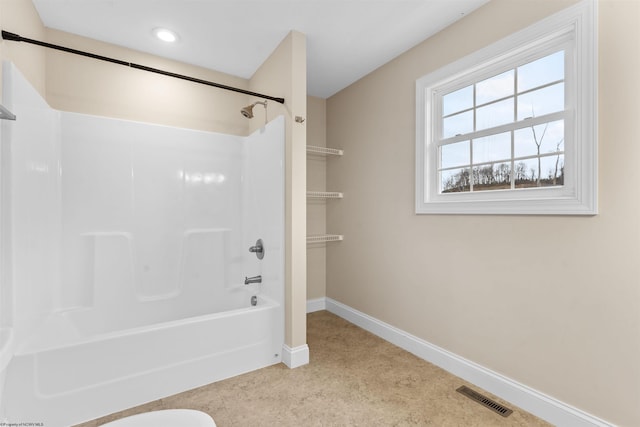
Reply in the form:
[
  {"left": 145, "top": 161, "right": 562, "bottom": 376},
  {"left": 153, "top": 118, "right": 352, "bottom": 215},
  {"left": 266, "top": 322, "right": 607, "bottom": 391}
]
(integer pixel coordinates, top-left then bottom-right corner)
[{"left": 1, "top": 30, "right": 285, "bottom": 104}]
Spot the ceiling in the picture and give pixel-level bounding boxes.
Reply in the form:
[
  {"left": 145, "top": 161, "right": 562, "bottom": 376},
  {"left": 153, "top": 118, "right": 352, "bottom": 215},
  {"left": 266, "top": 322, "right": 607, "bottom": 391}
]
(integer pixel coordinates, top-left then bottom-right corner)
[{"left": 31, "top": 0, "right": 489, "bottom": 98}]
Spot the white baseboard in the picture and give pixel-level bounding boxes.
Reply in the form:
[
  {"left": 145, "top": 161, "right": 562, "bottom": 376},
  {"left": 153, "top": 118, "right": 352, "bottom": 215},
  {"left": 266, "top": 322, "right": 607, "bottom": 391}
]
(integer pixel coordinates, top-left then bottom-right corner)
[
  {"left": 282, "top": 344, "right": 309, "bottom": 369},
  {"left": 325, "top": 298, "right": 613, "bottom": 427},
  {"left": 306, "top": 297, "right": 326, "bottom": 313}
]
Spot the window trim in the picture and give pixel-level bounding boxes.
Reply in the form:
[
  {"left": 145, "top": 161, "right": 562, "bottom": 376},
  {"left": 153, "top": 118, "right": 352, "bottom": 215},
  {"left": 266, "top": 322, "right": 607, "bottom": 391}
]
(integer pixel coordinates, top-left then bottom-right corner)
[{"left": 415, "top": 0, "right": 597, "bottom": 215}]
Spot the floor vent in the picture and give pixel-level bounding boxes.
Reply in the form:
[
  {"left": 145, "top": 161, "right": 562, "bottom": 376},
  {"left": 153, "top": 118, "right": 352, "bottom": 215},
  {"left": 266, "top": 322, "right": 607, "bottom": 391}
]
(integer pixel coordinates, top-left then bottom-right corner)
[{"left": 456, "top": 385, "right": 513, "bottom": 417}]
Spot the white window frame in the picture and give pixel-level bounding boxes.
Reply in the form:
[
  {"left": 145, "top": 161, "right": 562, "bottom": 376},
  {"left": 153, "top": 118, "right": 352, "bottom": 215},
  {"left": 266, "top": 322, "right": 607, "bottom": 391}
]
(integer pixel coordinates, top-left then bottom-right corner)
[{"left": 415, "top": 0, "right": 597, "bottom": 215}]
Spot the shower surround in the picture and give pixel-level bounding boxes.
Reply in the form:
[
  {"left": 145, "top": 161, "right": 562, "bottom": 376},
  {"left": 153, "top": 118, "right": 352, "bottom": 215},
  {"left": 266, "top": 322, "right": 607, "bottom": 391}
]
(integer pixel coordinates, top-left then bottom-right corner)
[{"left": 0, "top": 62, "right": 285, "bottom": 426}]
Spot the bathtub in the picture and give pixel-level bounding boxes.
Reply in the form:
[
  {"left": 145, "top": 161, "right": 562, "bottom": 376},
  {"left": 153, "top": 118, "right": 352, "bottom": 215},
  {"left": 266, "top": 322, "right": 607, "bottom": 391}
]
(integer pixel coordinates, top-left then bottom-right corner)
[
  {"left": 0, "top": 63, "right": 286, "bottom": 427},
  {"left": 2, "top": 295, "right": 282, "bottom": 427}
]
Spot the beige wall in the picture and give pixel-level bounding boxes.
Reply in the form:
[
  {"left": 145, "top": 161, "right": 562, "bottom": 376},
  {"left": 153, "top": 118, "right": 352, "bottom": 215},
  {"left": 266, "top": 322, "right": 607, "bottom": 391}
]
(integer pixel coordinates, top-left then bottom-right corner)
[
  {"left": 45, "top": 29, "right": 250, "bottom": 136},
  {"left": 326, "top": 0, "right": 640, "bottom": 425},
  {"left": 250, "top": 31, "right": 307, "bottom": 349},
  {"left": 306, "top": 96, "right": 327, "bottom": 300},
  {"left": 0, "top": 0, "right": 46, "bottom": 98}
]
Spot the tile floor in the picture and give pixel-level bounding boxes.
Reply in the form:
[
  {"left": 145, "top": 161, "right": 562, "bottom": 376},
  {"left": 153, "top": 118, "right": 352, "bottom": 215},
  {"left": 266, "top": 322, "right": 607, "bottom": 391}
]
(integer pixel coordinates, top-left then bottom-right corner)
[{"left": 75, "top": 311, "right": 551, "bottom": 426}]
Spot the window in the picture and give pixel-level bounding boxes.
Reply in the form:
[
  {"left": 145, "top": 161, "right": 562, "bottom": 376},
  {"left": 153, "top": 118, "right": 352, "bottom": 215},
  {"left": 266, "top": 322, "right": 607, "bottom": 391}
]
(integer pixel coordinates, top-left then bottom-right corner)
[{"left": 415, "top": 0, "right": 596, "bottom": 215}]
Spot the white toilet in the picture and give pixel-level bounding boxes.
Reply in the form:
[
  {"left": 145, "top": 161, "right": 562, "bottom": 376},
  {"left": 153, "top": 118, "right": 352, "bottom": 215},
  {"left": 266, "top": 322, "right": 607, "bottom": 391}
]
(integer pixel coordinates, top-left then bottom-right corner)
[{"left": 100, "top": 409, "right": 216, "bottom": 427}]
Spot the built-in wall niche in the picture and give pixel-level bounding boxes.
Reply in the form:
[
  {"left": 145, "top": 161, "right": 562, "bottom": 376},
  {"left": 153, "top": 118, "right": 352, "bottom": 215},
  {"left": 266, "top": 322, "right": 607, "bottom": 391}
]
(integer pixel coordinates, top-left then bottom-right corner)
[{"left": 306, "top": 145, "right": 343, "bottom": 244}]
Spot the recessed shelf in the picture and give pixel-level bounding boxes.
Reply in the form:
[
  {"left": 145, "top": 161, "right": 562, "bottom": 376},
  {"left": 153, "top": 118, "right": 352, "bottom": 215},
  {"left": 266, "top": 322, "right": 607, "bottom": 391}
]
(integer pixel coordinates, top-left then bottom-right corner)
[
  {"left": 307, "top": 234, "right": 343, "bottom": 244},
  {"left": 307, "top": 144, "right": 343, "bottom": 244},
  {"left": 306, "top": 145, "right": 343, "bottom": 156},
  {"left": 307, "top": 191, "right": 343, "bottom": 199}
]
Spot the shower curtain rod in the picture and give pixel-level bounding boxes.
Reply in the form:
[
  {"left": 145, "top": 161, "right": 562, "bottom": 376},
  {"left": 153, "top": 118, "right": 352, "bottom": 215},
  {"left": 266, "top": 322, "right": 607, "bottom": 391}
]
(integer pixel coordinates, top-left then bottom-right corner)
[{"left": 1, "top": 30, "right": 285, "bottom": 104}]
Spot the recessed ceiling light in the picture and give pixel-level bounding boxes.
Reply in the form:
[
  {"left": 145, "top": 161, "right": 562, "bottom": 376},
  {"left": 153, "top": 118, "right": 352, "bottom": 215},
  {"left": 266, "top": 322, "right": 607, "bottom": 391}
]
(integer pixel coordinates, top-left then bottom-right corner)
[{"left": 153, "top": 28, "right": 178, "bottom": 43}]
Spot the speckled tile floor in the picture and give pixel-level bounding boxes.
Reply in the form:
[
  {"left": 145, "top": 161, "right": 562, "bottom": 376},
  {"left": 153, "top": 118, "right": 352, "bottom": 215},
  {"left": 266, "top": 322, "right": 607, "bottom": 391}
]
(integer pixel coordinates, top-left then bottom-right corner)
[{"left": 75, "top": 311, "right": 551, "bottom": 426}]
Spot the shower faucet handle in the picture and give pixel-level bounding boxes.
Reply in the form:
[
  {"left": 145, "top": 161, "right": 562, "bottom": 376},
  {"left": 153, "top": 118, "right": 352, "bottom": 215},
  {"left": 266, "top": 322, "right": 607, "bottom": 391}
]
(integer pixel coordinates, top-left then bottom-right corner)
[{"left": 249, "top": 239, "right": 264, "bottom": 260}]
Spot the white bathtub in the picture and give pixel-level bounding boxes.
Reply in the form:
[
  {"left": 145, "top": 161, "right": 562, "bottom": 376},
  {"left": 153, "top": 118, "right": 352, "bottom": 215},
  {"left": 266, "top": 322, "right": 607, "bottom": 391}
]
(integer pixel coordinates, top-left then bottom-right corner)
[
  {"left": 2, "top": 295, "right": 282, "bottom": 427},
  {"left": 0, "top": 64, "right": 286, "bottom": 427}
]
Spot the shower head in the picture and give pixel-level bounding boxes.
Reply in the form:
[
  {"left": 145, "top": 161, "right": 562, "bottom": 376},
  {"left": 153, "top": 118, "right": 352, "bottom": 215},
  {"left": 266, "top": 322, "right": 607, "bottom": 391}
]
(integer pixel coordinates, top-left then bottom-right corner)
[
  {"left": 240, "top": 105, "right": 254, "bottom": 118},
  {"left": 240, "top": 101, "right": 267, "bottom": 119}
]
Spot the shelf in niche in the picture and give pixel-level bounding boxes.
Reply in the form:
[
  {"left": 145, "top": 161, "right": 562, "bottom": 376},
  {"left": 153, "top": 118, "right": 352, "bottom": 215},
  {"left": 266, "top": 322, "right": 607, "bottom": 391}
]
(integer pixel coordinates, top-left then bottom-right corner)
[
  {"left": 307, "top": 191, "right": 343, "bottom": 199},
  {"left": 307, "top": 234, "right": 343, "bottom": 244},
  {"left": 306, "top": 145, "right": 343, "bottom": 156}
]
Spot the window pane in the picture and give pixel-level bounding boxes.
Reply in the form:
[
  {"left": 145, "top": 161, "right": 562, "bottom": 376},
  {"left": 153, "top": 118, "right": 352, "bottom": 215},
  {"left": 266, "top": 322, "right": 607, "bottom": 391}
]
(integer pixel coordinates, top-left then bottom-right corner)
[
  {"left": 443, "top": 85, "right": 473, "bottom": 116},
  {"left": 518, "top": 50, "right": 564, "bottom": 93},
  {"left": 514, "top": 155, "right": 564, "bottom": 188},
  {"left": 472, "top": 162, "right": 511, "bottom": 191},
  {"left": 472, "top": 132, "right": 511, "bottom": 164},
  {"left": 517, "top": 83, "right": 564, "bottom": 120},
  {"left": 476, "top": 70, "right": 514, "bottom": 105},
  {"left": 440, "top": 140, "right": 470, "bottom": 169},
  {"left": 443, "top": 110, "right": 473, "bottom": 138},
  {"left": 514, "top": 158, "right": 540, "bottom": 188},
  {"left": 514, "top": 120, "right": 564, "bottom": 158},
  {"left": 476, "top": 98, "right": 513, "bottom": 131},
  {"left": 441, "top": 168, "right": 470, "bottom": 193},
  {"left": 546, "top": 154, "right": 565, "bottom": 186}
]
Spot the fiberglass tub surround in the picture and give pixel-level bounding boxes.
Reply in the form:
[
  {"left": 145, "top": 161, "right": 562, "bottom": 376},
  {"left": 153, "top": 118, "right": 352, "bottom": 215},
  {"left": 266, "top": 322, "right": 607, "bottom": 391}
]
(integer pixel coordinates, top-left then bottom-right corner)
[{"left": 0, "top": 62, "right": 285, "bottom": 427}]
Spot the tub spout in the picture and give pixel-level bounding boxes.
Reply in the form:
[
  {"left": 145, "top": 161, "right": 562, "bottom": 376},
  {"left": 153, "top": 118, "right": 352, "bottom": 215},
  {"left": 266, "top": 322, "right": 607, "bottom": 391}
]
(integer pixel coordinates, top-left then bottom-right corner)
[{"left": 244, "top": 275, "right": 262, "bottom": 285}]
